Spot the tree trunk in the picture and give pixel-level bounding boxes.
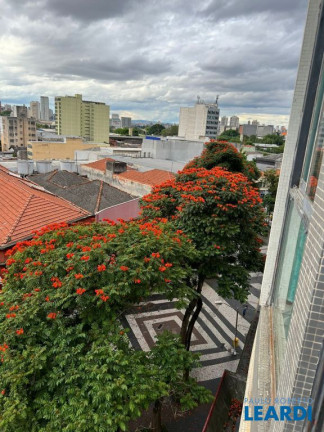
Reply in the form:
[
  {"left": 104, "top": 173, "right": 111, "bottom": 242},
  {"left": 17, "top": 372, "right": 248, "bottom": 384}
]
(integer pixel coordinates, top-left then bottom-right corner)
[
  {"left": 183, "top": 275, "right": 205, "bottom": 351},
  {"left": 180, "top": 298, "right": 197, "bottom": 344},
  {"left": 185, "top": 297, "right": 203, "bottom": 351},
  {"left": 152, "top": 399, "right": 162, "bottom": 432}
]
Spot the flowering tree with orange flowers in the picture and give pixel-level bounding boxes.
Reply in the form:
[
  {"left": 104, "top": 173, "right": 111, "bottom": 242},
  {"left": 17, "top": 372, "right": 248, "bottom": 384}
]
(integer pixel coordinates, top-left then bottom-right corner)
[
  {"left": 185, "top": 140, "right": 260, "bottom": 182},
  {"left": 140, "top": 165, "right": 267, "bottom": 352},
  {"left": 0, "top": 221, "right": 212, "bottom": 431}
]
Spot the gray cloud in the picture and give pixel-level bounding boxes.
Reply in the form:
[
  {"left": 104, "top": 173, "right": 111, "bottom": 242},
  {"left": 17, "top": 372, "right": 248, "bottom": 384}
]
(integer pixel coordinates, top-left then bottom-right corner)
[{"left": 0, "top": 0, "right": 309, "bottom": 123}]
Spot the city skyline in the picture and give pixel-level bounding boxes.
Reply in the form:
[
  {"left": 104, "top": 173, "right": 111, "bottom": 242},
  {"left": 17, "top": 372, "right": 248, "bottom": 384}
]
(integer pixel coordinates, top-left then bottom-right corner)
[{"left": 0, "top": 0, "right": 308, "bottom": 125}]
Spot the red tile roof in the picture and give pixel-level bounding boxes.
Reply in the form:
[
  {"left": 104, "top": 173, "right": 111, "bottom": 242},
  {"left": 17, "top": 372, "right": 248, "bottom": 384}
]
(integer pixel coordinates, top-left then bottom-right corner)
[
  {"left": 0, "top": 166, "right": 90, "bottom": 248},
  {"left": 118, "top": 169, "right": 175, "bottom": 186},
  {"left": 82, "top": 158, "right": 115, "bottom": 172}
]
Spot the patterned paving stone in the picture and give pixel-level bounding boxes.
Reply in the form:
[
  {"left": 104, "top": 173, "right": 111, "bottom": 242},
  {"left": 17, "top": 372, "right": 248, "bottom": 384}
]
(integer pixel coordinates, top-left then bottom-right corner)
[{"left": 121, "top": 273, "right": 263, "bottom": 382}]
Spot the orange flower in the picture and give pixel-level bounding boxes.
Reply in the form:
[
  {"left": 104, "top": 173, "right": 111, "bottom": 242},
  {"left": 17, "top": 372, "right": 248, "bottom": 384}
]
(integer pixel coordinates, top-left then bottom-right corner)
[
  {"left": 1, "top": 389, "right": 5, "bottom": 395},
  {"left": 66, "top": 253, "right": 74, "bottom": 259},
  {"left": 134, "top": 279, "right": 141, "bottom": 284},
  {"left": 74, "top": 274, "right": 84, "bottom": 279},
  {"left": 97, "top": 264, "right": 106, "bottom": 272},
  {"left": 120, "top": 266, "right": 129, "bottom": 271},
  {"left": 45, "top": 296, "right": 50, "bottom": 302},
  {"left": 100, "top": 295, "right": 110, "bottom": 302},
  {"left": 47, "top": 312, "right": 57, "bottom": 319},
  {"left": 16, "top": 328, "right": 24, "bottom": 335},
  {"left": 159, "top": 266, "right": 166, "bottom": 272},
  {"left": 95, "top": 289, "right": 104, "bottom": 296},
  {"left": 81, "top": 255, "right": 90, "bottom": 261},
  {"left": 76, "top": 288, "right": 86, "bottom": 295}
]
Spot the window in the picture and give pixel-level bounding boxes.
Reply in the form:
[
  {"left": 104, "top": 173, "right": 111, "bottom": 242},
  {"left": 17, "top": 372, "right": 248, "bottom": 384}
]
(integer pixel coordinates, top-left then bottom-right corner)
[
  {"left": 272, "top": 200, "right": 307, "bottom": 380},
  {"left": 302, "top": 61, "right": 324, "bottom": 198}
]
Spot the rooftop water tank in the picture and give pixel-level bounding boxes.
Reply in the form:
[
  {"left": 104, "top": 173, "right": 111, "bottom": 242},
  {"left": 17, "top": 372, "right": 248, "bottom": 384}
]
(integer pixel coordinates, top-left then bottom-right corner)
[
  {"left": 36, "top": 160, "right": 54, "bottom": 174},
  {"left": 17, "top": 160, "right": 34, "bottom": 176}
]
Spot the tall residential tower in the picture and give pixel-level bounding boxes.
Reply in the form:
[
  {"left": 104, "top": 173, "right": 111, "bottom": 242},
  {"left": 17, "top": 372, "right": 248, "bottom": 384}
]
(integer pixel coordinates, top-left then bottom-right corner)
[
  {"left": 178, "top": 97, "right": 220, "bottom": 140},
  {"left": 55, "top": 94, "right": 110, "bottom": 142}
]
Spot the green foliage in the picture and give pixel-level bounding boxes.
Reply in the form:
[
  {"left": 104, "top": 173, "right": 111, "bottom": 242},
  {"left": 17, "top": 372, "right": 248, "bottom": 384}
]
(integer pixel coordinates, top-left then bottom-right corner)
[
  {"left": 0, "top": 220, "right": 198, "bottom": 431},
  {"left": 185, "top": 140, "right": 260, "bottom": 182},
  {"left": 161, "top": 125, "right": 178, "bottom": 137},
  {"left": 113, "top": 127, "right": 129, "bottom": 135},
  {"left": 140, "top": 166, "right": 267, "bottom": 301},
  {"left": 149, "top": 332, "right": 213, "bottom": 411},
  {"left": 261, "top": 134, "right": 284, "bottom": 145},
  {"left": 146, "top": 124, "right": 165, "bottom": 136},
  {"left": 0, "top": 111, "right": 11, "bottom": 116},
  {"left": 218, "top": 129, "right": 240, "bottom": 138},
  {"left": 263, "top": 169, "right": 279, "bottom": 214}
]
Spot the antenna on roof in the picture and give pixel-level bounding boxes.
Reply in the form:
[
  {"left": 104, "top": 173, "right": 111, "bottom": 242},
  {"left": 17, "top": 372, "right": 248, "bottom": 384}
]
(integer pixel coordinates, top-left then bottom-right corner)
[
  {"left": 197, "top": 95, "right": 200, "bottom": 104},
  {"left": 215, "top": 95, "right": 219, "bottom": 105}
]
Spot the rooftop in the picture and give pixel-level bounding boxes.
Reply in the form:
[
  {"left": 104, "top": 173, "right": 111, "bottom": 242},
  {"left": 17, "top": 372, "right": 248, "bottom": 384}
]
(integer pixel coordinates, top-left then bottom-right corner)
[
  {"left": 0, "top": 166, "right": 89, "bottom": 249},
  {"left": 28, "top": 170, "right": 135, "bottom": 214},
  {"left": 82, "top": 158, "right": 175, "bottom": 186}
]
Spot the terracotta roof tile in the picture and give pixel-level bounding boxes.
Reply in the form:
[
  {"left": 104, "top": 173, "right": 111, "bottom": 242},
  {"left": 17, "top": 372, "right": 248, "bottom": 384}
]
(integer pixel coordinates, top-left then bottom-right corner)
[
  {"left": 118, "top": 169, "right": 175, "bottom": 186},
  {"left": 82, "top": 158, "right": 116, "bottom": 172},
  {"left": 0, "top": 165, "right": 90, "bottom": 248}
]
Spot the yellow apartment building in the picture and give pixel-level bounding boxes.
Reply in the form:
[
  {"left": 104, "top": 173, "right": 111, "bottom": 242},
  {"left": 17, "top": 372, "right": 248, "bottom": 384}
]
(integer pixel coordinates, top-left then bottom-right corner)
[
  {"left": 55, "top": 94, "right": 109, "bottom": 142},
  {"left": 27, "top": 137, "right": 95, "bottom": 160}
]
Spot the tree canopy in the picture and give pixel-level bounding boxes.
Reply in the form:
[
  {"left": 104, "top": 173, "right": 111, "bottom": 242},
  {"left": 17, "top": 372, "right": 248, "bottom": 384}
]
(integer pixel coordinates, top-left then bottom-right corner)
[
  {"left": 146, "top": 124, "right": 166, "bottom": 136},
  {"left": 161, "top": 125, "right": 178, "bottom": 137},
  {"left": 0, "top": 220, "right": 213, "bottom": 431}
]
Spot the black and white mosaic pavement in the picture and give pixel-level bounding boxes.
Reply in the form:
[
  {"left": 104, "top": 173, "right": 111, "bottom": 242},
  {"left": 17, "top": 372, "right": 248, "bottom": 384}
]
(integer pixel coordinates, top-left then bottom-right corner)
[{"left": 121, "top": 272, "right": 263, "bottom": 382}]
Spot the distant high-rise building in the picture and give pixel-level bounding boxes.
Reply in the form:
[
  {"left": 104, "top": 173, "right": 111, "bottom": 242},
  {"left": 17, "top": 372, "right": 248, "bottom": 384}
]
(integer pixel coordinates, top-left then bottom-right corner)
[
  {"left": 251, "top": 119, "right": 259, "bottom": 125},
  {"left": 111, "top": 114, "right": 121, "bottom": 129},
  {"left": 13, "top": 105, "right": 27, "bottom": 117},
  {"left": 220, "top": 116, "right": 228, "bottom": 126},
  {"left": 0, "top": 106, "right": 36, "bottom": 150},
  {"left": 29, "top": 101, "right": 40, "bottom": 120},
  {"left": 178, "top": 97, "right": 220, "bottom": 140},
  {"left": 49, "top": 108, "right": 54, "bottom": 120},
  {"left": 55, "top": 94, "right": 110, "bottom": 142},
  {"left": 40, "top": 96, "right": 49, "bottom": 121},
  {"left": 229, "top": 115, "right": 240, "bottom": 129},
  {"left": 121, "top": 117, "right": 132, "bottom": 128}
]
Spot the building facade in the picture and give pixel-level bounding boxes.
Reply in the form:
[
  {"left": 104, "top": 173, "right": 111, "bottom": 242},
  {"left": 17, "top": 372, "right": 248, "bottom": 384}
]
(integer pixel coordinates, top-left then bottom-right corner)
[
  {"left": 121, "top": 116, "right": 132, "bottom": 128},
  {"left": 1, "top": 108, "right": 36, "bottom": 150},
  {"left": 178, "top": 98, "right": 220, "bottom": 140},
  {"left": 29, "top": 101, "right": 40, "bottom": 120},
  {"left": 230, "top": 115, "right": 240, "bottom": 129},
  {"left": 257, "top": 124, "right": 274, "bottom": 138},
  {"left": 240, "top": 1, "right": 324, "bottom": 431},
  {"left": 27, "top": 137, "right": 95, "bottom": 160},
  {"left": 111, "top": 113, "right": 121, "bottom": 129},
  {"left": 40, "top": 96, "right": 49, "bottom": 121},
  {"left": 55, "top": 94, "right": 109, "bottom": 142}
]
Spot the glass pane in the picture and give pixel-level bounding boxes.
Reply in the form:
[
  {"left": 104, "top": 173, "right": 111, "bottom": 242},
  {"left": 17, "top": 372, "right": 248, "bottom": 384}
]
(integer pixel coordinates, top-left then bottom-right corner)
[{"left": 272, "top": 201, "right": 307, "bottom": 381}]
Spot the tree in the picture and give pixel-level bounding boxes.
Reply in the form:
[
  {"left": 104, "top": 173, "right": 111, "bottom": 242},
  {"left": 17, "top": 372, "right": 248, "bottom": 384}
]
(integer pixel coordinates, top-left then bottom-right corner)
[
  {"left": 185, "top": 140, "right": 260, "bottom": 182},
  {"left": 161, "top": 125, "right": 178, "bottom": 137},
  {"left": 147, "top": 124, "right": 165, "bottom": 136},
  {"left": 261, "top": 134, "right": 284, "bottom": 145},
  {"left": 140, "top": 164, "right": 267, "bottom": 352},
  {"left": 114, "top": 127, "right": 129, "bottom": 135},
  {"left": 262, "top": 169, "right": 279, "bottom": 214},
  {"left": 0, "top": 220, "right": 210, "bottom": 431},
  {"left": 218, "top": 129, "right": 240, "bottom": 138},
  {"left": 149, "top": 332, "right": 212, "bottom": 432},
  {"left": 0, "top": 111, "right": 11, "bottom": 116}
]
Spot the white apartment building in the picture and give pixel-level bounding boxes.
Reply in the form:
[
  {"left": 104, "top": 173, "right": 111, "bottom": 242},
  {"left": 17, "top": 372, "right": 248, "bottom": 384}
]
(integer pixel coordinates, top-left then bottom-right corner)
[
  {"left": 178, "top": 98, "right": 220, "bottom": 140},
  {"left": 240, "top": 1, "right": 324, "bottom": 431}
]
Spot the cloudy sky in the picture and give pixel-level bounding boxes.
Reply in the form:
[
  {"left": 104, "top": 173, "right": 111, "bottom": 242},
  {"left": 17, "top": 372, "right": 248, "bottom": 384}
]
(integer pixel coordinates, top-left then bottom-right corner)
[{"left": 0, "top": 0, "right": 308, "bottom": 125}]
